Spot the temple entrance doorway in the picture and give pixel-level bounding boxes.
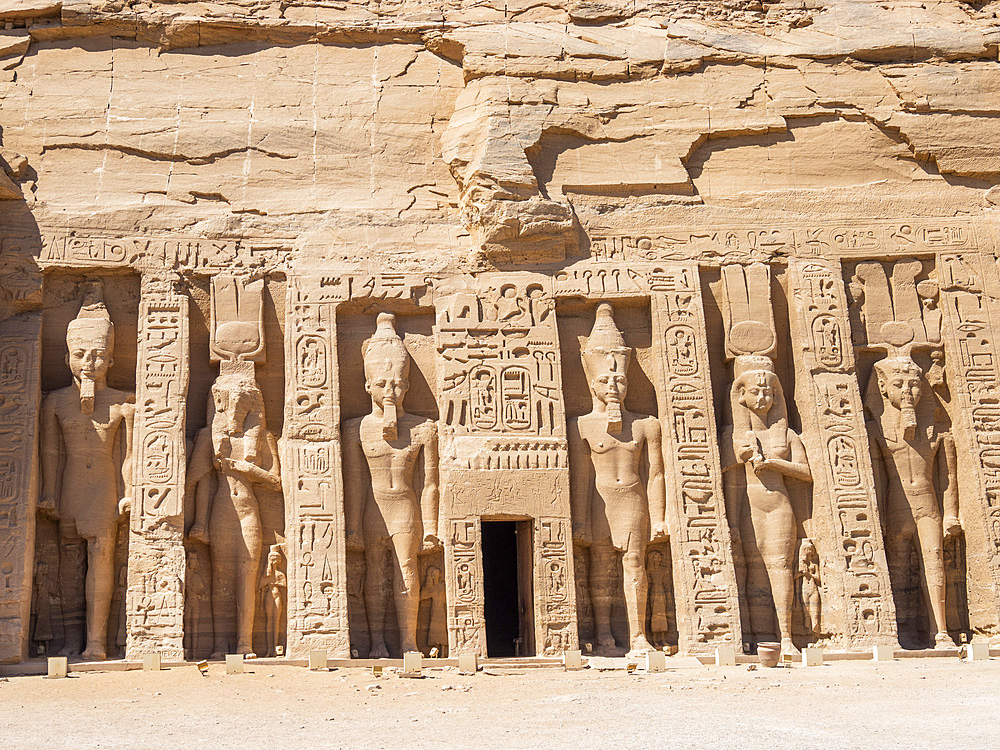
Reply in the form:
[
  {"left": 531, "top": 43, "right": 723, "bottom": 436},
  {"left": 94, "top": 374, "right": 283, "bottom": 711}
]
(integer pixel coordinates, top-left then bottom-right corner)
[{"left": 482, "top": 520, "right": 535, "bottom": 657}]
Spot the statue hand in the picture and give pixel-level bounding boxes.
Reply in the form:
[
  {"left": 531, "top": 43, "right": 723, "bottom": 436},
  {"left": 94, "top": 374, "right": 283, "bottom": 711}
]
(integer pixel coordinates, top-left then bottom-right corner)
[
  {"left": 651, "top": 523, "right": 668, "bottom": 542},
  {"left": 422, "top": 533, "right": 443, "bottom": 552},
  {"left": 944, "top": 516, "right": 963, "bottom": 539},
  {"left": 345, "top": 532, "right": 364, "bottom": 552},
  {"left": 118, "top": 497, "right": 132, "bottom": 516},
  {"left": 751, "top": 457, "right": 777, "bottom": 475},
  {"left": 38, "top": 493, "right": 58, "bottom": 519},
  {"left": 189, "top": 523, "right": 209, "bottom": 545},
  {"left": 229, "top": 459, "right": 255, "bottom": 476}
]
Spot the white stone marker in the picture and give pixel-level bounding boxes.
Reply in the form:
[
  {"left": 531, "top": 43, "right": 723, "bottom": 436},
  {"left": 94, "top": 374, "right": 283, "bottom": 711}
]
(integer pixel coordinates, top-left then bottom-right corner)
[
  {"left": 872, "top": 644, "right": 895, "bottom": 662},
  {"left": 563, "top": 649, "right": 583, "bottom": 670},
  {"left": 646, "top": 650, "right": 666, "bottom": 673},
  {"left": 47, "top": 657, "right": 68, "bottom": 678},
  {"left": 142, "top": 653, "right": 162, "bottom": 671},
  {"left": 802, "top": 647, "right": 824, "bottom": 667},
  {"left": 308, "top": 650, "right": 328, "bottom": 670},
  {"left": 715, "top": 645, "right": 736, "bottom": 666},
  {"left": 457, "top": 653, "right": 478, "bottom": 675},
  {"left": 402, "top": 651, "right": 422, "bottom": 676},
  {"left": 226, "top": 654, "right": 244, "bottom": 674},
  {"left": 967, "top": 642, "right": 991, "bottom": 661}
]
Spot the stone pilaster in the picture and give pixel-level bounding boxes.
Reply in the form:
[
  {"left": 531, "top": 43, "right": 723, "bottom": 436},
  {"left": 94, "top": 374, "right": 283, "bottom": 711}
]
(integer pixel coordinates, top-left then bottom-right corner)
[
  {"left": 649, "top": 264, "right": 743, "bottom": 654},
  {"left": 124, "top": 275, "right": 188, "bottom": 660}
]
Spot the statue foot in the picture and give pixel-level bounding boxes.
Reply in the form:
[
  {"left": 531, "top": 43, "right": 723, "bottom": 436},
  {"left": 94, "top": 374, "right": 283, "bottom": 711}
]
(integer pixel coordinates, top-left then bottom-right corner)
[
  {"left": 780, "top": 638, "right": 800, "bottom": 656},
  {"left": 627, "top": 635, "right": 654, "bottom": 657},
  {"left": 369, "top": 643, "right": 390, "bottom": 659},
  {"left": 209, "top": 651, "right": 225, "bottom": 661},
  {"left": 81, "top": 643, "right": 107, "bottom": 661},
  {"left": 934, "top": 632, "right": 957, "bottom": 649},
  {"left": 595, "top": 635, "right": 618, "bottom": 656}
]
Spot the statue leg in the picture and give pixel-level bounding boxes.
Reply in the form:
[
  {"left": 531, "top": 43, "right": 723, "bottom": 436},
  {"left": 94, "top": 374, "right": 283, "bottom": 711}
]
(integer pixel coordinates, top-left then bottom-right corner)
[
  {"left": 915, "top": 515, "right": 954, "bottom": 647},
  {"left": 364, "top": 539, "right": 391, "bottom": 658},
  {"left": 82, "top": 536, "right": 115, "bottom": 661},
  {"left": 235, "top": 510, "right": 262, "bottom": 655},
  {"left": 622, "top": 538, "right": 651, "bottom": 654},
  {"left": 57, "top": 526, "right": 86, "bottom": 656},
  {"left": 390, "top": 530, "right": 421, "bottom": 654},
  {"left": 754, "top": 505, "right": 797, "bottom": 654},
  {"left": 589, "top": 542, "right": 617, "bottom": 654},
  {"left": 210, "top": 534, "right": 237, "bottom": 659}
]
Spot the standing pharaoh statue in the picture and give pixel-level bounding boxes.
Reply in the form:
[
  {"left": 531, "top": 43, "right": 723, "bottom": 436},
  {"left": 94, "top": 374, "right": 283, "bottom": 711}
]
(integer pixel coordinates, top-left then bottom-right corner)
[
  {"left": 39, "top": 286, "right": 135, "bottom": 660},
  {"left": 722, "top": 355, "right": 811, "bottom": 656},
  {"left": 569, "top": 303, "right": 667, "bottom": 656},
  {"left": 865, "top": 351, "right": 960, "bottom": 648},
  {"left": 343, "top": 313, "right": 441, "bottom": 658},
  {"left": 187, "top": 371, "right": 282, "bottom": 658}
]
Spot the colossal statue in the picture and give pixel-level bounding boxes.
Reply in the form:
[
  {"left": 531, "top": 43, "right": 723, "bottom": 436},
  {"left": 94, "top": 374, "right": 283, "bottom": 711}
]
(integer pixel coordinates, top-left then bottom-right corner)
[
  {"left": 569, "top": 303, "right": 667, "bottom": 656},
  {"left": 865, "top": 353, "right": 960, "bottom": 648},
  {"left": 39, "top": 286, "right": 135, "bottom": 660},
  {"left": 722, "top": 356, "right": 811, "bottom": 656},
  {"left": 343, "top": 313, "right": 441, "bottom": 658},
  {"left": 187, "top": 370, "right": 282, "bottom": 658}
]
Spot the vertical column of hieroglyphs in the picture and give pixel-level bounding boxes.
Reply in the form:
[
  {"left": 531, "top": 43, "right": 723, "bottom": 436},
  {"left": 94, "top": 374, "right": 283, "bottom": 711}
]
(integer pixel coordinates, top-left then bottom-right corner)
[
  {"left": 125, "top": 274, "right": 188, "bottom": 659},
  {"left": 649, "top": 264, "right": 742, "bottom": 654},
  {"left": 435, "top": 274, "right": 576, "bottom": 655},
  {"left": 283, "top": 276, "right": 349, "bottom": 657},
  {"left": 937, "top": 252, "right": 1000, "bottom": 628},
  {"left": 0, "top": 310, "right": 42, "bottom": 663},
  {"left": 788, "top": 259, "right": 897, "bottom": 647}
]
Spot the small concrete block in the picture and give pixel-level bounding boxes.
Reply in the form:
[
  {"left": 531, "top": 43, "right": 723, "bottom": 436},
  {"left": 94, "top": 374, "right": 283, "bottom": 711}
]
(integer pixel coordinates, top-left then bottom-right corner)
[
  {"left": 563, "top": 649, "right": 583, "bottom": 670},
  {"left": 308, "top": 650, "right": 328, "bottom": 670},
  {"left": 967, "top": 642, "right": 990, "bottom": 661},
  {"left": 457, "top": 653, "right": 478, "bottom": 674},
  {"left": 47, "top": 657, "right": 68, "bottom": 678},
  {"left": 715, "top": 645, "right": 736, "bottom": 666},
  {"left": 226, "top": 654, "right": 244, "bottom": 674},
  {"left": 646, "top": 650, "right": 666, "bottom": 673},
  {"left": 802, "top": 647, "right": 823, "bottom": 667},
  {"left": 402, "top": 651, "right": 422, "bottom": 675},
  {"left": 872, "top": 644, "right": 895, "bottom": 662},
  {"left": 142, "top": 653, "right": 161, "bottom": 671}
]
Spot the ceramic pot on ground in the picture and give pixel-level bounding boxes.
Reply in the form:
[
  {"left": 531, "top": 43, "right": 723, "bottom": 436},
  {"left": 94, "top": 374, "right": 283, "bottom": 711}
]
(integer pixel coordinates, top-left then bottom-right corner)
[{"left": 757, "top": 642, "right": 781, "bottom": 668}]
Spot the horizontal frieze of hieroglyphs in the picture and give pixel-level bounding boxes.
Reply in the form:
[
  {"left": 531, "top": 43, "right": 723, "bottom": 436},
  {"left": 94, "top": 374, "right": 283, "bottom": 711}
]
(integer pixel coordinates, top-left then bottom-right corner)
[
  {"left": 587, "top": 219, "right": 990, "bottom": 263},
  {"left": 21, "top": 231, "right": 295, "bottom": 271}
]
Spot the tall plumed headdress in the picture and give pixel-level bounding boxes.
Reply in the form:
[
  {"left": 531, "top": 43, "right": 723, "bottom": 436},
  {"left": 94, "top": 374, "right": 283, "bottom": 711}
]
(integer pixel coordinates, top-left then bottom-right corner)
[
  {"left": 580, "top": 303, "right": 630, "bottom": 433},
  {"left": 362, "top": 313, "right": 410, "bottom": 440}
]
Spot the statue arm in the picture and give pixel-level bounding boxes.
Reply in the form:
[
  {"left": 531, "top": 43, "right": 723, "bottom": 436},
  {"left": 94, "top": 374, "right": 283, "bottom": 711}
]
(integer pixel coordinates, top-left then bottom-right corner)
[
  {"left": 342, "top": 420, "right": 366, "bottom": 551},
  {"left": 644, "top": 419, "right": 668, "bottom": 539},
  {"left": 939, "top": 433, "right": 961, "bottom": 536},
  {"left": 187, "top": 428, "right": 213, "bottom": 543},
  {"left": 866, "top": 420, "right": 889, "bottom": 517},
  {"left": 420, "top": 423, "right": 441, "bottom": 546},
  {"left": 568, "top": 418, "right": 592, "bottom": 545},
  {"left": 759, "top": 431, "right": 812, "bottom": 483},
  {"left": 39, "top": 396, "right": 62, "bottom": 516},
  {"left": 119, "top": 400, "right": 136, "bottom": 514}
]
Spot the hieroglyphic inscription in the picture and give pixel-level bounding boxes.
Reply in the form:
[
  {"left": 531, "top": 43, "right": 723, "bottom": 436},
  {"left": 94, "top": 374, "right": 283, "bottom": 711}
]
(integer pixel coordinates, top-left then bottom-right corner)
[
  {"left": 284, "top": 277, "right": 348, "bottom": 657},
  {"left": 649, "top": 264, "right": 742, "bottom": 653},
  {"left": 0, "top": 312, "right": 41, "bottom": 663},
  {"left": 126, "top": 275, "right": 188, "bottom": 659},
  {"left": 938, "top": 253, "right": 1000, "bottom": 623},
  {"left": 788, "top": 259, "right": 897, "bottom": 646},
  {"left": 445, "top": 516, "right": 485, "bottom": 655}
]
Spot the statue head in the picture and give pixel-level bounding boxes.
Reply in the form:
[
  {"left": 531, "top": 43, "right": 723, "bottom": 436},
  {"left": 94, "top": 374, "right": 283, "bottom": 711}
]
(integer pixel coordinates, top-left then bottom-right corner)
[
  {"left": 581, "top": 303, "right": 630, "bottom": 433},
  {"left": 362, "top": 313, "right": 410, "bottom": 440},
  {"left": 267, "top": 544, "right": 284, "bottom": 567},
  {"left": 66, "top": 284, "right": 114, "bottom": 414},
  {"left": 799, "top": 537, "right": 817, "bottom": 564},
  {"left": 211, "top": 372, "right": 264, "bottom": 436},
  {"left": 873, "top": 355, "right": 924, "bottom": 439},
  {"left": 734, "top": 356, "right": 780, "bottom": 418}
]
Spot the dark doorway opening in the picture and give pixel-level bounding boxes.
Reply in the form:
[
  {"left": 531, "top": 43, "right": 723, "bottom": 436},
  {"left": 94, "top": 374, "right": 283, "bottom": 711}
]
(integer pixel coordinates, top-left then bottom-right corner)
[{"left": 482, "top": 520, "right": 534, "bottom": 657}]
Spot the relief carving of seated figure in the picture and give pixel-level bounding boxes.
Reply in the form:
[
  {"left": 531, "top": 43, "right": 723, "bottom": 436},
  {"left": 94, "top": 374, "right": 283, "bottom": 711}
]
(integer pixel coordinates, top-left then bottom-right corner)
[
  {"left": 569, "top": 304, "right": 667, "bottom": 656},
  {"left": 343, "top": 313, "right": 440, "bottom": 658}
]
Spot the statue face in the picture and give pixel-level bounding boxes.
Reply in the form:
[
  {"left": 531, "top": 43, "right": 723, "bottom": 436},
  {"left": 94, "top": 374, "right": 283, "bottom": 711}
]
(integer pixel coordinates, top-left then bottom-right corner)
[
  {"left": 880, "top": 366, "right": 923, "bottom": 410},
  {"left": 365, "top": 358, "right": 409, "bottom": 411},
  {"left": 66, "top": 333, "right": 112, "bottom": 383},
  {"left": 591, "top": 365, "right": 627, "bottom": 407},
  {"left": 740, "top": 374, "right": 774, "bottom": 415},
  {"left": 212, "top": 380, "right": 255, "bottom": 434}
]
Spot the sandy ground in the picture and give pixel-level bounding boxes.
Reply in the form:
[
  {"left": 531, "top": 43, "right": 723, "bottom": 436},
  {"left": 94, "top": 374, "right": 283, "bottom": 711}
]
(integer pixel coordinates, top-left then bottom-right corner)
[{"left": 2, "top": 657, "right": 999, "bottom": 750}]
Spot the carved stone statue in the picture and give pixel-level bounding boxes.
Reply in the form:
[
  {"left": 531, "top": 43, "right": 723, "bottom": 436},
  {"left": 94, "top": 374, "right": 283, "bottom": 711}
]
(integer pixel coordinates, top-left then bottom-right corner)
[
  {"left": 420, "top": 564, "right": 448, "bottom": 657},
  {"left": 865, "top": 353, "right": 960, "bottom": 648},
  {"left": 343, "top": 313, "right": 441, "bottom": 658},
  {"left": 646, "top": 549, "right": 672, "bottom": 647},
  {"left": 722, "top": 355, "right": 811, "bottom": 656},
  {"left": 796, "top": 537, "right": 822, "bottom": 644},
  {"left": 259, "top": 544, "right": 286, "bottom": 657},
  {"left": 187, "top": 370, "right": 282, "bottom": 658},
  {"left": 184, "top": 548, "right": 209, "bottom": 657},
  {"left": 30, "top": 559, "right": 54, "bottom": 656},
  {"left": 39, "top": 287, "right": 135, "bottom": 660},
  {"left": 569, "top": 303, "right": 667, "bottom": 656}
]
